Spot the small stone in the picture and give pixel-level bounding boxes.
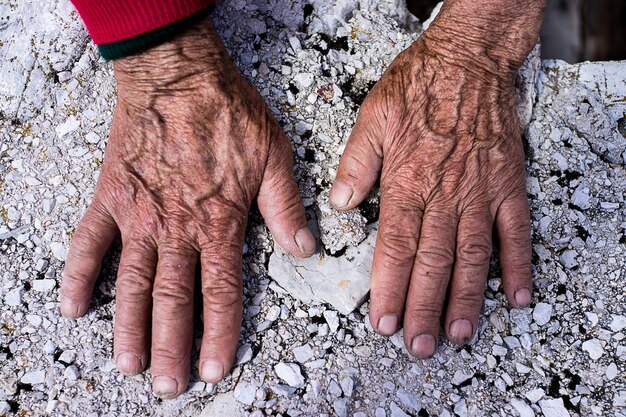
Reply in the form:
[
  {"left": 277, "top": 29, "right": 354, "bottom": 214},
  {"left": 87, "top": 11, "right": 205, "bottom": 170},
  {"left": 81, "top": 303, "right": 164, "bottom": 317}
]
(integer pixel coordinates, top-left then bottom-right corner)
[
  {"left": 43, "top": 340, "right": 57, "bottom": 354},
  {"left": 560, "top": 250, "right": 578, "bottom": 269},
  {"left": 234, "top": 381, "right": 256, "bottom": 405},
  {"left": 64, "top": 365, "right": 80, "bottom": 381},
  {"left": 538, "top": 398, "right": 570, "bottom": 417},
  {"left": 323, "top": 310, "right": 340, "bottom": 333},
  {"left": 35, "top": 258, "right": 49, "bottom": 272},
  {"left": 5, "top": 286, "right": 24, "bottom": 306},
  {"left": 510, "top": 310, "right": 531, "bottom": 335},
  {"left": 453, "top": 399, "right": 467, "bottom": 417},
  {"left": 533, "top": 303, "right": 553, "bottom": 325},
  {"left": 55, "top": 116, "right": 80, "bottom": 138},
  {"left": 571, "top": 186, "right": 591, "bottom": 210},
  {"left": 582, "top": 339, "right": 604, "bottom": 360},
  {"left": 294, "top": 73, "right": 314, "bottom": 88},
  {"left": 375, "top": 408, "right": 386, "bottom": 417},
  {"left": 452, "top": 369, "right": 474, "bottom": 385},
  {"left": 389, "top": 401, "right": 409, "bottom": 417},
  {"left": 292, "top": 344, "right": 314, "bottom": 363},
  {"left": 21, "top": 370, "right": 46, "bottom": 384},
  {"left": 340, "top": 376, "right": 354, "bottom": 397},
  {"left": 58, "top": 350, "right": 76, "bottom": 364},
  {"left": 0, "top": 401, "right": 11, "bottom": 415},
  {"left": 50, "top": 242, "right": 67, "bottom": 261},
  {"left": 235, "top": 343, "right": 253, "bottom": 365},
  {"left": 511, "top": 398, "right": 535, "bottom": 417},
  {"left": 610, "top": 315, "right": 626, "bottom": 332},
  {"left": 397, "top": 388, "right": 420, "bottom": 411},
  {"left": 333, "top": 398, "right": 348, "bottom": 417},
  {"left": 33, "top": 279, "right": 56, "bottom": 292},
  {"left": 524, "top": 388, "right": 544, "bottom": 403},
  {"left": 26, "top": 314, "right": 42, "bottom": 326},
  {"left": 274, "top": 362, "right": 305, "bottom": 388},
  {"left": 606, "top": 363, "right": 618, "bottom": 380}
]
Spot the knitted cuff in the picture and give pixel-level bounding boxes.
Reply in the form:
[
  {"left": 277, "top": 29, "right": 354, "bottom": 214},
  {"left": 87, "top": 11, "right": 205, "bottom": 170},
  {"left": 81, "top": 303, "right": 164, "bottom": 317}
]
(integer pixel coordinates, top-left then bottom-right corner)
[{"left": 98, "top": 6, "right": 214, "bottom": 61}]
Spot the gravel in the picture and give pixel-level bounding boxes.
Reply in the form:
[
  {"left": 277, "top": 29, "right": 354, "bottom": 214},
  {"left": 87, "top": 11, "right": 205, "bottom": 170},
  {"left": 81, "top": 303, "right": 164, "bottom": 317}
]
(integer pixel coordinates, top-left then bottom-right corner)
[{"left": 1, "top": 0, "right": 624, "bottom": 416}]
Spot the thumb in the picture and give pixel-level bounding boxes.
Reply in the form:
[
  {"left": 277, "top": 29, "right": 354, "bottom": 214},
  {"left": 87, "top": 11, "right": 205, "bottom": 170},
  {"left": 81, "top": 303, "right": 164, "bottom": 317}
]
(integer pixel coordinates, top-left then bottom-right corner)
[
  {"left": 330, "top": 97, "right": 384, "bottom": 211},
  {"left": 258, "top": 129, "right": 316, "bottom": 258}
]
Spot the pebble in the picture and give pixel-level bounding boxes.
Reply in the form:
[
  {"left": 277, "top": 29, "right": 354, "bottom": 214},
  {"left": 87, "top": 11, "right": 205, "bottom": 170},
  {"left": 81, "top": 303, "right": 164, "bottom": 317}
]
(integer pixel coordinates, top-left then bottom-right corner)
[
  {"left": 560, "top": 250, "right": 578, "bottom": 269},
  {"left": 340, "top": 377, "right": 354, "bottom": 397},
  {"left": 294, "top": 73, "right": 314, "bottom": 89},
  {"left": 524, "top": 388, "right": 544, "bottom": 403},
  {"left": 26, "top": 314, "right": 42, "bottom": 326},
  {"left": 510, "top": 310, "right": 532, "bottom": 334},
  {"left": 538, "top": 398, "right": 570, "bottom": 417},
  {"left": 0, "top": 401, "right": 10, "bottom": 415},
  {"left": 511, "top": 398, "right": 535, "bottom": 417},
  {"left": 235, "top": 343, "right": 253, "bottom": 365},
  {"left": 571, "top": 186, "right": 591, "bottom": 210},
  {"left": 234, "top": 381, "right": 256, "bottom": 405},
  {"left": 532, "top": 303, "right": 553, "bottom": 325},
  {"left": 610, "top": 315, "right": 626, "bottom": 332},
  {"left": 33, "top": 279, "right": 56, "bottom": 292},
  {"left": 396, "top": 388, "right": 420, "bottom": 411},
  {"left": 292, "top": 344, "right": 315, "bottom": 363},
  {"left": 605, "top": 362, "right": 618, "bottom": 380},
  {"left": 452, "top": 369, "right": 474, "bottom": 385},
  {"left": 389, "top": 402, "right": 409, "bottom": 417},
  {"left": 5, "top": 286, "right": 24, "bottom": 306},
  {"left": 274, "top": 362, "right": 305, "bottom": 388},
  {"left": 50, "top": 242, "right": 67, "bottom": 261},
  {"left": 333, "top": 398, "right": 348, "bottom": 417},
  {"left": 64, "top": 365, "right": 80, "bottom": 381},
  {"left": 21, "top": 370, "right": 46, "bottom": 385},
  {"left": 581, "top": 338, "right": 604, "bottom": 360},
  {"left": 323, "top": 310, "right": 340, "bottom": 333}
]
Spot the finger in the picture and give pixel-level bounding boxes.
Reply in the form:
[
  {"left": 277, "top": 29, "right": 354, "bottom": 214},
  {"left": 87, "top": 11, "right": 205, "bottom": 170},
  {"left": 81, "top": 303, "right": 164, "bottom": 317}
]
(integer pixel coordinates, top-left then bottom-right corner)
[
  {"left": 444, "top": 210, "right": 493, "bottom": 345},
  {"left": 403, "top": 208, "right": 457, "bottom": 359},
  {"left": 369, "top": 186, "right": 422, "bottom": 338},
  {"left": 113, "top": 235, "right": 157, "bottom": 376},
  {"left": 198, "top": 217, "right": 244, "bottom": 384},
  {"left": 258, "top": 129, "right": 316, "bottom": 258},
  {"left": 61, "top": 200, "right": 118, "bottom": 318},
  {"left": 495, "top": 192, "right": 533, "bottom": 307},
  {"left": 330, "top": 103, "right": 383, "bottom": 211},
  {"left": 150, "top": 242, "right": 197, "bottom": 399}
]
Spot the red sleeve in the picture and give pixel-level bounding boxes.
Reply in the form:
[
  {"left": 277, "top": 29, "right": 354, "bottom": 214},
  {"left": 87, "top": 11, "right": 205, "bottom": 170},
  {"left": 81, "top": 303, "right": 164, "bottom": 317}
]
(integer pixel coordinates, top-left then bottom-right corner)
[{"left": 71, "top": 0, "right": 215, "bottom": 44}]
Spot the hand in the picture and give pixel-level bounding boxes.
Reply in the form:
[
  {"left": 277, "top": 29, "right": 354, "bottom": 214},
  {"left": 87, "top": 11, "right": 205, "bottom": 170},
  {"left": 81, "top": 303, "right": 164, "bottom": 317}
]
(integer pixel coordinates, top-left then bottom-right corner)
[
  {"left": 60, "top": 18, "right": 315, "bottom": 398},
  {"left": 330, "top": 1, "right": 545, "bottom": 357}
]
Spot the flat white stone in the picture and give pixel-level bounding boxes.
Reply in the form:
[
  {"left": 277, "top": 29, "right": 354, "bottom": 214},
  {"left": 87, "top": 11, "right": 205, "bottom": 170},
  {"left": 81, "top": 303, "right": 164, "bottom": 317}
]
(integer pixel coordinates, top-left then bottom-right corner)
[
  {"left": 293, "top": 72, "right": 314, "bottom": 89},
  {"left": 233, "top": 381, "right": 256, "bottom": 405},
  {"left": 606, "top": 363, "right": 618, "bottom": 380},
  {"left": 323, "top": 310, "right": 340, "bottom": 333},
  {"left": 511, "top": 398, "right": 535, "bottom": 417},
  {"left": 268, "top": 226, "right": 376, "bottom": 315},
  {"left": 33, "top": 279, "right": 56, "bottom": 292},
  {"left": 50, "top": 241, "right": 67, "bottom": 261},
  {"left": 538, "top": 398, "right": 570, "bottom": 417},
  {"left": 533, "top": 303, "right": 553, "bottom": 325},
  {"left": 610, "top": 315, "right": 626, "bottom": 332},
  {"left": 234, "top": 343, "right": 253, "bottom": 366},
  {"left": 64, "top": 365, "right": 80, "bottom": 381},
  {"left": 292, "top": 344, "right": 314, "bottom": 363},
  {"left": 274, "top": 362, "right": 305, "bottom": 388},
  {"left": 21, "top": 370, "right": 46, "bottom": 385},
  {"left": 582, "top": 339, "right": 604, "bottom": 360},
  {"left": 5, "top": 286, "right": 24, "bottom": 306}
]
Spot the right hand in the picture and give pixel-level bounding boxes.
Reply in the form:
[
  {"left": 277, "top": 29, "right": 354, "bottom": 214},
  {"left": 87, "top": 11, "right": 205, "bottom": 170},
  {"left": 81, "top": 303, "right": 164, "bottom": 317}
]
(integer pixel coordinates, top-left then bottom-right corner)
[{"left": 60, "top": 17, "right": 315, "bottom": 399}]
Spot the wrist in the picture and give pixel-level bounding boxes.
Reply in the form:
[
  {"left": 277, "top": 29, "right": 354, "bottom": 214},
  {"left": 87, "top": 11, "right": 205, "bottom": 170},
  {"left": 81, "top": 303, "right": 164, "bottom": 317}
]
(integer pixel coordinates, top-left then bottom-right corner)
[
  {"left": 113, "top": 16, "right": 228, "bottom": 95},
  {"left": 421, "top": 0, "right": 547, "bottom": 79}
]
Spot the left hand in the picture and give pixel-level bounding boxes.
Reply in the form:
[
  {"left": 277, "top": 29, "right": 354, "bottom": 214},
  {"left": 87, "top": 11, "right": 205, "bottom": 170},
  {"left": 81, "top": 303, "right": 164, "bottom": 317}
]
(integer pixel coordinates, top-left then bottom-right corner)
[{"left": 329, "top": 2, "right": 543, "bottom": 357}]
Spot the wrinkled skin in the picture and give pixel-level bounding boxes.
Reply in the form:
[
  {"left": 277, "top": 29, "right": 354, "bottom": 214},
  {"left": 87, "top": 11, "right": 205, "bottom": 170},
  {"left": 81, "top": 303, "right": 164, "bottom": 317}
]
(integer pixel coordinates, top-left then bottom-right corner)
[
  {"left": 329, "top": 1, "right": 546, "bottom": 356},
  {"left": 60, "top": 21, "right": 316, "bottom": 398}
]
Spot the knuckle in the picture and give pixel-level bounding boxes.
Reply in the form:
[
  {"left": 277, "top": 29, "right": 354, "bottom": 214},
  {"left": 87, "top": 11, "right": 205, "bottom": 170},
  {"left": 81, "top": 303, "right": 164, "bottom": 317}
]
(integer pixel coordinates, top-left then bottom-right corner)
[
  {"left": 451, "top": 283, "right": 485, "bottom": 307},
  {"left": 202, "top": 275, "right": 242, "bottom": 306},
  {"left": 377, "top": 232, "right": 418, "bottom": 267},
  {"left": 405, "top": 304, "right": 442, "bottom": 324},
  {"left": 415, "top": 245, "right": 454, "bottom": 271},
  {"left": 153, "top": 278, "right": 194, "bottom": 307},
  {"left": 457, "top": 236, "right": 492, "bottom": 266},
  {"left": 151, "top": 345, "right": 188, "bottom": 367},
  {"left": 117, "top": 265, "right": 153, "bottom": 298}
]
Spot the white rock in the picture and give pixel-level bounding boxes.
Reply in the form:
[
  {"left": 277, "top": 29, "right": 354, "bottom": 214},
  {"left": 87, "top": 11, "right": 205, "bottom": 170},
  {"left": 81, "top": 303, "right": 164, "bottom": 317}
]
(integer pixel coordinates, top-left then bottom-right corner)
[
  {"left": 511, "top": 398, "right": 535, "bottom": 417},
  {"left": 559, "top": 250, "right": 578, "bottom": 269},
  {"left": 55, "top": 116, "right": 80, "bottom": 138},
  {"left": 582, "top": 339, "right": 604, "bottom": 360},
  {"left": 397, "top": 388, "right": 420, "bottom": 411},
  {"left": 389, "top": 401, "right": 409, "bottom": 417},
  {"left": 274, "top": 362, "right": 305, "bottom": 388},
  {"left": 5, "top": 286, "right": 24, "bottom": 306},
  {"left": 233, "top": 381, "right": 256, "bottom": 405},
  {"left": 340, "top": 377, "right": 354, "bottom": 397},
  {"left": 452, "top": 369, "right": 474, "bottom": 385},
  {"left": 268, "top": 227, "right": 376, "bottom": 315},
  {"left": 333, "top": 398, "right": 348, "bottom": 417},
  {"left": 64, "top": 365, "right": 80, "bottom": 381},
  {"left": 0, "top": 401, "right": 11, "bottom": 415},
  {"left": 235, "top": 343, "right": 253, "bottom": 366},
  {"left": 33, "top": 279, "right": 56, "bottom": 292},
  {"left": 533, "top": 303, "right": 553, "bottom": 325},
  {"left": 323, "top": 310, "right": 340, "bottom": 333},
  {"left": 293, "top": 73, "right": 314, "bottom": 89},
  {"left": 21, "top": 370, "right": 46, "bottom": 384},
  {"left": 453, "top": 399, "right": 468, "bottom": 417},
  {"left": 26, "top": 314, "right": 42, "bottom": 326},
  {"left": 58, "top": 350, "right": 76, "bottom": 364},
  {"left": 606, "top": 363, "right": 618, "bottom": 380},
  {"left": 610, "top": 315, "right": 626, "bottom": 332},
  {"left": 50, "top": 242, "right": 67, "bottom": 261},
  {"left": 571, "top": 186, "right": 591, "bottom": 210},
  {"left": 292, "top": 344, "right": 314, "bottom": 363},
  {"left": 538, "top": 398, "right": 570, "bottom": 417}
]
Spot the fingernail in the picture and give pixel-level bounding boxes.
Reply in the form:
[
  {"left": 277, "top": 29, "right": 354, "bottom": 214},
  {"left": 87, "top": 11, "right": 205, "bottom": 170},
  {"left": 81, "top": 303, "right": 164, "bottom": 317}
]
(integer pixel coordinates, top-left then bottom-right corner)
[
  {"left": 411, "top": 334, "right": 436, "bottom": 358},
  {"left": 515, "top": 288, "right": 531, "bottom": 307},
  {"left": 294, "top": 227, "right": 316, "bottom": 254},
  {"left": 329, "top": 181, "right": 353, "bottom": 209},
  {"left": 60, "top": 300, "right": 80, "bottom": 318},
  {"left": 377, "top": 315, "right": 398, "bottom": 336},
  {"left": 116, "top": 352, "right": 143, "bottom": 375},
  {"left": 153, "top": 376, "right": 178, "bottom": 398},
  {"left": 201, "top": 360, "right": 224, "bottom": 383},
  {"left": 449, "top": 319, "right": 473, "bottom": 344}
]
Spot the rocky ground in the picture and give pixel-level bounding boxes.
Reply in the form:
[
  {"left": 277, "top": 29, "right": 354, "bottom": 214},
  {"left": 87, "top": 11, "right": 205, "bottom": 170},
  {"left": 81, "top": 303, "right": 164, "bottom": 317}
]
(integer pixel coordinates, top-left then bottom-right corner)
[{"left": 1, "top": 0, "right": 625, "bottom": 416}]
